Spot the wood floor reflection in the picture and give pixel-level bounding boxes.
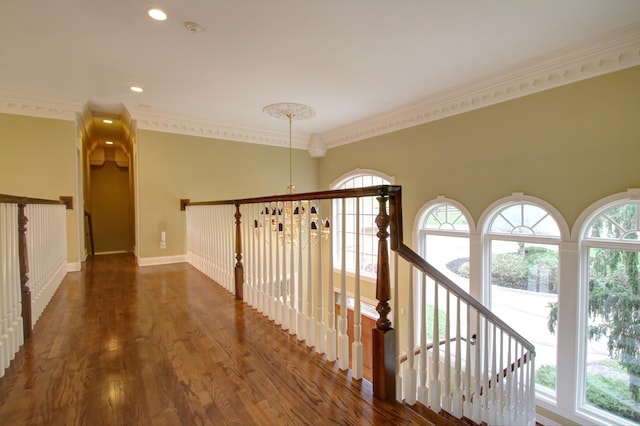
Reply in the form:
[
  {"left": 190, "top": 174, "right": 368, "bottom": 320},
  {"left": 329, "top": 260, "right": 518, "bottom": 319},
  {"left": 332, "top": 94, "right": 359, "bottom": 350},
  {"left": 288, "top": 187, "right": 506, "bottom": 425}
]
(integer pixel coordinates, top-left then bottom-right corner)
[{"left": 0, "top": 253, "right": 432, "bottom": 425}]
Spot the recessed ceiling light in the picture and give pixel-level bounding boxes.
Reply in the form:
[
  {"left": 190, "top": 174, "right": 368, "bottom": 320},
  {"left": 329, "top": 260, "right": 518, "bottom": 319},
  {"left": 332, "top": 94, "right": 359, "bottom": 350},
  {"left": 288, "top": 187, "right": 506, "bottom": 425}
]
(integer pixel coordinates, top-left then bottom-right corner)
[
  {"left": 103, "top": 119, "right": 113, "bottom": 124},
  {"left": 130, "top": 86, "right": 144, "bottom": 93},
  {"left": 147, "top": 7, "right": 167, "bottom": 21},
  {"left": 105, "top": 141, "right": 114, "bottom": 145}
]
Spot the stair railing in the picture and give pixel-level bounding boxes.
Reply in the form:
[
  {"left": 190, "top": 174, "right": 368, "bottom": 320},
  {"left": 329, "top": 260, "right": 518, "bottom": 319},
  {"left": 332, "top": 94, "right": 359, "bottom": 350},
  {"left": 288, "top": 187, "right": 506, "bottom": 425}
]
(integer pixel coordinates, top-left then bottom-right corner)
[
  {"left": 0, "top": 194, "right": 68, "bottom": 377},
  {"left": 183, "top": 185, "right": 535, "bottom": 425},
  {"left": 387, "top": 186, "right": 536, "bottom": 426}
]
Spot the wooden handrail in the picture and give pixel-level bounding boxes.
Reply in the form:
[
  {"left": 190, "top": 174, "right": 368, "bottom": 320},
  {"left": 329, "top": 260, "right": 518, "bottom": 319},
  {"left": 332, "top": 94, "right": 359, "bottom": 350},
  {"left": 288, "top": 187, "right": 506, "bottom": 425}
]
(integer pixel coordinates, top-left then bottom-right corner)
[
  {"left": 185, "top": 186, "right": 395, "bottom": 207},
  {"left": 0, "top": 194, "right": 65, "bottom": 205}
]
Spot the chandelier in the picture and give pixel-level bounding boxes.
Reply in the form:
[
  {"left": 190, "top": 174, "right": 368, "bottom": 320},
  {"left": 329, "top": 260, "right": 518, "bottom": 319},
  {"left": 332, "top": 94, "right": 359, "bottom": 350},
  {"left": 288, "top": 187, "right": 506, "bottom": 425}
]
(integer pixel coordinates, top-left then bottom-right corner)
[{"left": 257, "top": 103, "right": 330, "bottom": 245}]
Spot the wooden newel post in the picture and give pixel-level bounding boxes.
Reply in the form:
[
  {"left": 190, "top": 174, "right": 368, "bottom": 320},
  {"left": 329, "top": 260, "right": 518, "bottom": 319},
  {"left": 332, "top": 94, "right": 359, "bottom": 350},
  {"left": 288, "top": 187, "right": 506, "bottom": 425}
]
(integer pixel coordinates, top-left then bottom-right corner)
[
  {"left": 372, "top": 193, "right": 396, "bottom": 400},
  {"left": 18, "top": 200, "right": 32, "bottom": 339},
  {"left": 234, "top": 203, "right": 244, "bottom": 300}
]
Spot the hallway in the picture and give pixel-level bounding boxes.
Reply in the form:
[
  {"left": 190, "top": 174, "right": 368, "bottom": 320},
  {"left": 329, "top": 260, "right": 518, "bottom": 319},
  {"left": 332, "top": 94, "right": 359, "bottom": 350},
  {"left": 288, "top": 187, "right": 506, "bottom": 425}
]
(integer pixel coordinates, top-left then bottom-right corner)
[{"left": 0, "top": 254, "right": 430, "bottom": 425}]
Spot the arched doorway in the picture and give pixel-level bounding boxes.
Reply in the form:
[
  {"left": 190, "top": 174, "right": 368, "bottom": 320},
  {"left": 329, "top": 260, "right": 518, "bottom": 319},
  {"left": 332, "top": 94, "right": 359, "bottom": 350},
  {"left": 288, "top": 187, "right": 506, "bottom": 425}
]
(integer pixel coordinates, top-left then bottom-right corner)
[{"left": 81, "top": 103, "right": 135, "bottom": 257}]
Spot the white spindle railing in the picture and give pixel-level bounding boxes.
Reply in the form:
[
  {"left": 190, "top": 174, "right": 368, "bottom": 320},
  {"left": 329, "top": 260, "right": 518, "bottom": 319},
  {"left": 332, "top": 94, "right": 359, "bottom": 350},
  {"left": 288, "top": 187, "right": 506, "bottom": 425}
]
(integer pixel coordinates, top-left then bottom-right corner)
[
  {"left": 399, "top": 266, "right": 536, "bottom": 426},
  {"left": 0, "top": 202, "right": 21, "bottom": 377},
  {"left": 25, "top": 203, "right": 67, "bottom": 325},
  {"left": 0, "top": 198, "right": 67, "bottom": 377},
  {"left": 184, "top": 186, "right": 536, "bottom": 425},
  {"left": 186, "top": 194, "right": 372, "bottom": 381},
  {"left": 186, "top": 204, "right": 235, "bottom": 293}
]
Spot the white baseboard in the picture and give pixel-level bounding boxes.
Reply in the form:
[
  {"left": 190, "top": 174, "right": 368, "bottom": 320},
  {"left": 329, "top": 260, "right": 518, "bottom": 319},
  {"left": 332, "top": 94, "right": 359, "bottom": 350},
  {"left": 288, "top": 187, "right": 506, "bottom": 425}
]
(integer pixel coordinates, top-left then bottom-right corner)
[
  {"left": 67, "top": 261, "right": 81, "bottom": 272},
  {"left": 138, "top": 255, "right": 188, "bottom": 266}
]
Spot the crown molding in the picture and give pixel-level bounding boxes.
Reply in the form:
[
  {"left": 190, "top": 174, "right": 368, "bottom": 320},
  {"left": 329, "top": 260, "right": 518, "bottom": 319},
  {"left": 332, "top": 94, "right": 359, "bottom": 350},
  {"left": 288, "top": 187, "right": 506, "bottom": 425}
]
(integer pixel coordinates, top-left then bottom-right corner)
[
  {"left": 322, "top": 22, "right": 640, "bottom": 149},
  {"left": 0, "top": 89, "right": 82, "bottom": 121},
  {"left": 1, "top": 23, "right": 638, "bottom": 151},
  {"left": 126, "top": 104, "right": 309, "bottom": 150}
]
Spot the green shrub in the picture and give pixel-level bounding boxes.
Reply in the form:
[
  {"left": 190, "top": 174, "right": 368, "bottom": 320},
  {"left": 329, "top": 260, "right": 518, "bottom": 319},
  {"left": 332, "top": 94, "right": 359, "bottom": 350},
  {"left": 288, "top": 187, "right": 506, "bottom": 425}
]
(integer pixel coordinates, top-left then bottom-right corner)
[
  {"left": 535, "top": 364, "right": 556, "bottom": 389},
  {"left": 491, "top": 247, "right": 559, "bottom": 293},
  {"left": 535, "top": 364, "right": 640, "bottom": 421},
  {"left": 491, "top": 253, "right": 528, "bottom": 287},
  {"left": 457, "top": 262, "right": 470, "bottom": 278},
  {"left": 586, "top": 374, "right": 640, "bottom": 421}
]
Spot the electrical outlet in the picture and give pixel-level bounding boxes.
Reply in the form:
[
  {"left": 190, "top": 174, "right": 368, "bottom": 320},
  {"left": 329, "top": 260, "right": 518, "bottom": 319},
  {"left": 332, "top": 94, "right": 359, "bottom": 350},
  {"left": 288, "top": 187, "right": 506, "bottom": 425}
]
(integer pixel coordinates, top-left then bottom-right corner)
[{"left": 160, "top": 241, "right": 166, "bottom": 249}]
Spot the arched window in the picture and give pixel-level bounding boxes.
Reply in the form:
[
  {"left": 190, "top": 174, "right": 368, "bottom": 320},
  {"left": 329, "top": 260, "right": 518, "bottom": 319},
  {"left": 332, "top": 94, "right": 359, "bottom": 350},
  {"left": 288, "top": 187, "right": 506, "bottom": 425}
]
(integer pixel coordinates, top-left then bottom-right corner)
[
  {"left": 416, "top": 198, "right": 472, "bottom": 292},
  {"left": 330, "top": 170, "right": 393, "bottom": 278},
  {"left": 576, "top": 193, "right": 640, "bottom": 424},
  {"left": 481, "top": 195, "right": 564, "bottom": 396}
]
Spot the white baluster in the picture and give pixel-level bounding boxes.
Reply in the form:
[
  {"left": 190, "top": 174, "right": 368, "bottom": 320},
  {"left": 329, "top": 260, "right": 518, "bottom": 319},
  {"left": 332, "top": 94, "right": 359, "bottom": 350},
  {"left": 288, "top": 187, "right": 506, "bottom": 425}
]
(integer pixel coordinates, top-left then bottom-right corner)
[
  {"left": 262, "top": 204, "right": 269, "bottom": 316},
  {"left": 274, "top": 202, "right": 282, "bottom": 326},
  {"left": 252, "top": 204, "right": 259, "bottom": 308},
  {"left": 452, "top": 297, "right": 463, "bottom": 418},
  {"left": 288, "top": 202, "right": 296, "bottom": 335},
  {"left": 404, "top": 265, "right": 417, "bottom": 405},
  {"left": 269, "top": 204, "right": 277, "bottom": 321},
  {"left": 417, "top": 272, "right": 428, "bottom": 405},
  {"left": 482, "top": 316, "right": 489, "bottom": 424},
  {"left": 394, "top": 252, "right": 402, "bottom": 402},
  {"left": 305, "top": 200, "right": 314, "bottom": 347},
  {"left": 442, "top": 290, "right": 452, "bottom": 412},
  {"left": 338, "top": 199, "right": 349, "bottom": 369},
  {"left": 325, "top": 201, "right": 336, "bottom": 362},
  {"left": 351, "top": 201, "right": 363, "bottom": 378},
  {"left": 463, "top": 303, "right": 473, "bottom": 418},
  {"left": 528, "top": 352, "right": 536, "bottom": 426},
  {"left": 498, "top": 329, "right": 505, "bottom": 425},
  {"left": 429, "top": 282, "right": 441, "bottom": 413},
  {"left": 472, "top": 311, "right": 482, "bottom": 423},
  {"left": 296, "top": 201, "right": 305, "bottom": 341},
  {"left": 489, "top": 323, "right": 498, "bottom": 425},
  {"left": 314, "top": 203, "right": 325, "bottom": 354}
]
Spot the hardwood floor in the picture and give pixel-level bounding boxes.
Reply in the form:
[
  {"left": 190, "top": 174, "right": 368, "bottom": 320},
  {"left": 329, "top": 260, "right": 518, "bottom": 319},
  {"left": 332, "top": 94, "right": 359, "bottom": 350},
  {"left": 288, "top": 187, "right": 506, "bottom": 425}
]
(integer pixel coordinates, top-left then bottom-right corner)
[{"left": 0, "top": 253, "right": 435, "bottom": 425}]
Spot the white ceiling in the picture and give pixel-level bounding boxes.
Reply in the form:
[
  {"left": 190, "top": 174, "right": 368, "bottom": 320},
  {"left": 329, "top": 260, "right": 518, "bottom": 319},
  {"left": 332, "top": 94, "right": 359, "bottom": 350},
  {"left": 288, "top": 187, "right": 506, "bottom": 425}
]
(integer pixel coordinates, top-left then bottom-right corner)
[{"left": 1, "top": 1, "right": 639, "bottom": 152}]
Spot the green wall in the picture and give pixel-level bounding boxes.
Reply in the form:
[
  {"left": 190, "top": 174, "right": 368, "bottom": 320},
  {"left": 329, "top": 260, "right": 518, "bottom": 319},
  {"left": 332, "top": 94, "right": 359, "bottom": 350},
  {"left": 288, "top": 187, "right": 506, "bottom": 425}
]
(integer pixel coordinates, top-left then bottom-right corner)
[
  {"left": 318, "top": 66, "right": 640, "bottom": 241},
  {"left": 136, "top": 130, "right": 318, "bottom": 259},
  {"left": 0, "top": 113, "right": 80, "bottom": 264},
  {"left": 90, "top": 161, "right": 131, "bottom": 253}
]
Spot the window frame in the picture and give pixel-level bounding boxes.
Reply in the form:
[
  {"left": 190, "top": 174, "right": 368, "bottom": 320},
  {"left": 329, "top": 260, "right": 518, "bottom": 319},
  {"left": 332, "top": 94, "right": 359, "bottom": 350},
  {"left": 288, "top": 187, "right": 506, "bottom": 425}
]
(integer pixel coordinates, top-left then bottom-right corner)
[
  {"left": 480, "top": 193, "right": 567, "bottom": 401},
  {"left": 574, "top": 191, "right": 640, "bottom": 426}
]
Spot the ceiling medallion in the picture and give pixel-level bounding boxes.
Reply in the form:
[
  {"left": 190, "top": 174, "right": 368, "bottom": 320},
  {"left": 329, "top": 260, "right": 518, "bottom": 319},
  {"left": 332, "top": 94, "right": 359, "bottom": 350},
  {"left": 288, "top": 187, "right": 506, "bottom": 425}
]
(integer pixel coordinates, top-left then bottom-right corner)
[{"left": 263, "top": 103, "right": 316, "bottom": 121}]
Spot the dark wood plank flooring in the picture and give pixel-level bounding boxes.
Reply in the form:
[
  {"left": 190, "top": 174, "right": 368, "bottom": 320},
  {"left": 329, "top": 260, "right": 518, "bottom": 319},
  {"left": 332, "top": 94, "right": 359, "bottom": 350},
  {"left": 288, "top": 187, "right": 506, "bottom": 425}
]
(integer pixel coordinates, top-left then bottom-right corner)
[{"left": 0, "top": 253, "right": 435, "bottom": 425}]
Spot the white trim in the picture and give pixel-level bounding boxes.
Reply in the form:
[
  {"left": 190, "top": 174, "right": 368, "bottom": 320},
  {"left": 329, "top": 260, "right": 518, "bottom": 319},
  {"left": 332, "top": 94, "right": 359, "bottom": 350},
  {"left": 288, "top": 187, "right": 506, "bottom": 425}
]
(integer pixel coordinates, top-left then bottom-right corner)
[
  {"left": 137, "top": 255, "right": 188, "bottom": 267},
  {"left": 329, "top": 168, "right": 395, "bottom": 189},
  {"left": 413, "top": 196, "right": 476, "bottom": 235},
  {"left": 478, "top": 192, "right": 570, "bottom": 240},
  {"left": 127, "top": 104, "right": 311, "bottom": 150},
  {"left": 67, "top": 262, "right": 81, "bottom": 272},
  {"left": 0, "top": 89, "right": 82, "bottom": 121},
  {"left": 571, "top": 188, "right": 640, "bottom": 240}
]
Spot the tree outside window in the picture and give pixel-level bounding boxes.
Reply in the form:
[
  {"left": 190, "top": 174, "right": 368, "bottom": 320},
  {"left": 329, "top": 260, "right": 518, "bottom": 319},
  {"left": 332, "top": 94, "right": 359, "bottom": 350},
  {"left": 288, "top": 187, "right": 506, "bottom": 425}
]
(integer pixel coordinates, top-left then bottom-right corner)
[{"left": 551, "top": 202, "right": 640, "bottom": 423}]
